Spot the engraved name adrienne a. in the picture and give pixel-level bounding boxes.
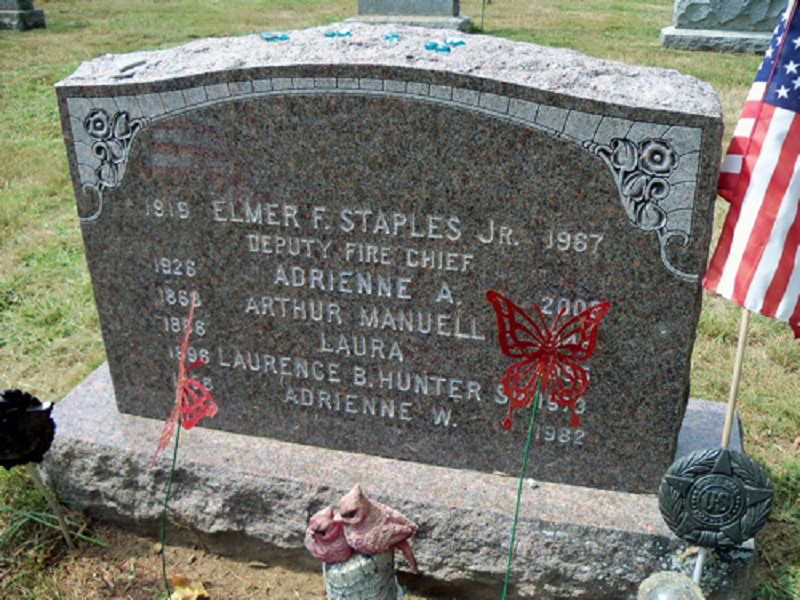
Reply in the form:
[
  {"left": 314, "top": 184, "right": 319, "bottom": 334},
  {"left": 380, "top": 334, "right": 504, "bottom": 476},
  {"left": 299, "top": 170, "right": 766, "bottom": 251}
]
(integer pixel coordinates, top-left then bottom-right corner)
[{"left": 273, "top": 264, "right": 412, "bottom": 299}]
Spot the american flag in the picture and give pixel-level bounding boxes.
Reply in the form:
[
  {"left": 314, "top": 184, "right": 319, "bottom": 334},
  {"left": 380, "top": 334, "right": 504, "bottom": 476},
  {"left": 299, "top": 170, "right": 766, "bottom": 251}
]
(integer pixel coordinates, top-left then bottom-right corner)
[{"left": 705, "top": 0, "right": 800, "bottom": 336}]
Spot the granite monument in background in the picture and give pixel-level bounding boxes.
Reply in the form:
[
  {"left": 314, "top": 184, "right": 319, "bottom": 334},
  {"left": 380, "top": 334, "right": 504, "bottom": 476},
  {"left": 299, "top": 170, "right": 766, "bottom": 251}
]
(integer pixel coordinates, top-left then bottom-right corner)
[
  {"left": 350, "top": 0, "right": 471, "bottom": 31},
  {"left": 45, "top": 24, "right": 755, "bottom": 597},
  {"left": 662, "top": 0, "right": 785, "bottom": 53},
  {"left": 0, "top": 0, "right": 45, "bottom": 30}
]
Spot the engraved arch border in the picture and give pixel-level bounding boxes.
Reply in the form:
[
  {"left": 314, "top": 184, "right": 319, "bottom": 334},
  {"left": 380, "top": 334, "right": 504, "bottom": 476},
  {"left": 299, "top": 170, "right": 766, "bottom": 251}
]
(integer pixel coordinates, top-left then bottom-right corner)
[{"left": 66, "top": 75, "right": 703, "bottom": 280}]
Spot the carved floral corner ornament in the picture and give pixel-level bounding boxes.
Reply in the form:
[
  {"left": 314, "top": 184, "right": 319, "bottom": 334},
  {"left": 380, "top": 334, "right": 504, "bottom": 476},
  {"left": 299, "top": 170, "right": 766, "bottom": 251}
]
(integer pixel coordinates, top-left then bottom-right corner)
[
  {"left": 589, "top": 137, "right": 696, "bottom": 281},
  {"left": 81, "top": 109, "right": 147, "bottom": 222}
]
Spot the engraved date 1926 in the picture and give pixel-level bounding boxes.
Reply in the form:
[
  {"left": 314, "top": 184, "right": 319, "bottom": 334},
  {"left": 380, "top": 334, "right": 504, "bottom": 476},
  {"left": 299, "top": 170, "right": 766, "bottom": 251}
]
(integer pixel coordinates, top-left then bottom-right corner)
[{"left": 153, "top": 257, "right": 196, "bottom": 277}]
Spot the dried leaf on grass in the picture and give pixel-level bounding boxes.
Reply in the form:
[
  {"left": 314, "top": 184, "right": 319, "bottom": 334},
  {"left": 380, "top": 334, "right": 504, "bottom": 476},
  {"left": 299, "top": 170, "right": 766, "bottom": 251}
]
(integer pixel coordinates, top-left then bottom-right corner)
[
  {"left": 170, "top": 575, "right": 210, "bottom": 600},
  {"left": 793, "top": 436, "right": 800, "bottom": 451}
]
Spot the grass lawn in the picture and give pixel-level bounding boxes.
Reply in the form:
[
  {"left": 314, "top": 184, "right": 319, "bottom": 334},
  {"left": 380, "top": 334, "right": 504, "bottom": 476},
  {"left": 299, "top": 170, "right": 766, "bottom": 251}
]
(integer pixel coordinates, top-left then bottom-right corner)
[{"left": 1, "top": 0, "right": 798, "bottom": 597}]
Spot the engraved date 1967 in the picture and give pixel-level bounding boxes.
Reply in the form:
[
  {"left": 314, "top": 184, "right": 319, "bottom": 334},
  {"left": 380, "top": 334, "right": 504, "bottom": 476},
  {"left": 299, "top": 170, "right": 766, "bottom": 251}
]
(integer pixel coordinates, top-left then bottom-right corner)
[{"left": 544, "top": 230, "right": 604, "bottom": 254}]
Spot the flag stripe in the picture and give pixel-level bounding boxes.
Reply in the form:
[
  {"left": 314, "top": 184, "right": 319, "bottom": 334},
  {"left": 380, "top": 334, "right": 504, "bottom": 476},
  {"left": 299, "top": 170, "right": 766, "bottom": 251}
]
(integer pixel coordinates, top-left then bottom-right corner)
[
  {"left": 707, "top": 104, "right": 776, "bottom": 295},
  {"left": 725, "top": 141, "right": 747, "bottom": 161},
  {"left": 748, "top": 154, "right": 800, "bottom": 314},
  {"left": 732, "top": 109, "right": 800, "bottom": 303},
  {"left": 733, "top": 117, "right": 757, "bottom": 139},
  {"left": 768, "top": 241, "right": 800, "bottom": 320},
  {"left": 747, "top": 81, "right": 768, "bottom": 102},
  {"left": 789, "top": 275, "right": 800, "bottom": 323},
  {"left": 719, "top": 103, "right": 770, "bottom": 199},
  {"left": 721, "top": 155, "right": 743, "bottom": 173}
]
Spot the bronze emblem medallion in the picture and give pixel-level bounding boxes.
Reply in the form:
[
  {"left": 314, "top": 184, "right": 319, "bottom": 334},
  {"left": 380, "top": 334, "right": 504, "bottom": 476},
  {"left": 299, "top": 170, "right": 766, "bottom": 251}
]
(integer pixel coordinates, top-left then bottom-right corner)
[{"left": 658, "top": 448, "right": 773, "bottom": 547}]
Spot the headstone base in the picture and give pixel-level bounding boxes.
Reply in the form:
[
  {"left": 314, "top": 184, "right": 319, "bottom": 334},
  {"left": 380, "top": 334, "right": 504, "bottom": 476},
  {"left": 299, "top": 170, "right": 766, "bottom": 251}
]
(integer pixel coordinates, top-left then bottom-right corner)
[
  {"left": 660, "top": 26, "right": 771, "bottom": 54},
  {"left": 346, "top": 15, "right": 472, "bottom": 31},
  {"left": 0, "top": 8, "right": 44, "bottom": 30},
  {"left": 42, "top": 363, "right": 756, "bottom": 599}
]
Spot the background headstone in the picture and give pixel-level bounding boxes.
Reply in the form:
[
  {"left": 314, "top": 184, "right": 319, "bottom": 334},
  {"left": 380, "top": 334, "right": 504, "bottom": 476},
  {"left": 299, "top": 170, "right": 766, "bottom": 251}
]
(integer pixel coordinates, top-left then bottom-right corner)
[
  {"left": 359, "top": 0, "right": 458, "bottom": 16},
  {"left": 661, "top": 0, "right": 785, "bottom": 53},
  {"left": 0, "top": 0, "right": 45, "bottom": 31},
  {"left": 45, "top": 24, "right": 755, "bottom": 597},
  {"left": 350, "top": 0, "right": 471, "bottom": 31}
]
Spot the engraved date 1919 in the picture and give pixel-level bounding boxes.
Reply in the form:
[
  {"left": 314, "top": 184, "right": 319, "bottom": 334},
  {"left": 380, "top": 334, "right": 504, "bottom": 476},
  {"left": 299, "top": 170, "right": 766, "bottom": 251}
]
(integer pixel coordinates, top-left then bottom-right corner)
[{"left": 144, "top": 197, "right": 189, "bottom": 219}]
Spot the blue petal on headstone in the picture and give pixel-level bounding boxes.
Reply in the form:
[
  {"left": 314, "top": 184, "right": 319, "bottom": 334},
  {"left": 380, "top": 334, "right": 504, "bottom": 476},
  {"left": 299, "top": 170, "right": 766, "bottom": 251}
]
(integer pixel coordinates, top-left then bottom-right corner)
[
  {"left": 325, "top": 29, "right": 351, "bottom": 38},
  {"left": 445, "top": 37, "right": 465, "bottom": 47},
  {"left": 425, "top": 41, "right": 452, "bottom": 53},
  {"left": 260, "top": 32, "right": 289, "bottom": 42},
  {"left": 384, "top": 34, "right": 400, "bottom": 42}
]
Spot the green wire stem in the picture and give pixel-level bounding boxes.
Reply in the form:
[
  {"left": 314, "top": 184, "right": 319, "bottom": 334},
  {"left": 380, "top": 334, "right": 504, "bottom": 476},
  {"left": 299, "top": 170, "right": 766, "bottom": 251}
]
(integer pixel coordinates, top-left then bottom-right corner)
[
  {"left": 160, "top": 423, "right": 181, "bottom": 596},
  {"left": 501, "top": 387, "right": 541, "bottom": 599}
]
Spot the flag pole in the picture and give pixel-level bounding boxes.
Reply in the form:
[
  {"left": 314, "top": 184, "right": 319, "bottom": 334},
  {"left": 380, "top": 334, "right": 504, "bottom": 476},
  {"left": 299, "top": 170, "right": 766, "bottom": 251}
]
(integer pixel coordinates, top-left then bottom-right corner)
[
  {"left": 721, "top": 308, "right": 751, "bottom": 448},
  {"left": 693, "top": 308, "right": 751, "bottom": 587}
]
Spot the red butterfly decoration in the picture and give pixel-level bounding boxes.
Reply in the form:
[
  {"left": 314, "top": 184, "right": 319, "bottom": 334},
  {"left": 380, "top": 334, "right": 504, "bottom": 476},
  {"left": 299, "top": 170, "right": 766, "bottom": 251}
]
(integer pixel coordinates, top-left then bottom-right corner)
[
  {"left": 150, "top": 296, "right": 218, "bottom": 466},
  {"left": 486, "top": 290, "right": 609, "bottom": 430}
]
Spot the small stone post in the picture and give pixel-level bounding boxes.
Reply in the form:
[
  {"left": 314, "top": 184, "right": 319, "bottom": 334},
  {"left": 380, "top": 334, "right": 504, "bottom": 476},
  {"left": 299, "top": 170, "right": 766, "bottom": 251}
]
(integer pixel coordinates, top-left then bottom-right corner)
[{"left": 323, "top": 551, "right": 406, "bottom": 600}]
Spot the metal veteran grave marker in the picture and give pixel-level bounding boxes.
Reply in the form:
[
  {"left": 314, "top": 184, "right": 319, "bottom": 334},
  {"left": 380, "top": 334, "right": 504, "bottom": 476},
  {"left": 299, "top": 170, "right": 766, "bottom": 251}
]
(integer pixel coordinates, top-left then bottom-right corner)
[{"left": 57, "top": 24, "right": 722, "bottom": 492}]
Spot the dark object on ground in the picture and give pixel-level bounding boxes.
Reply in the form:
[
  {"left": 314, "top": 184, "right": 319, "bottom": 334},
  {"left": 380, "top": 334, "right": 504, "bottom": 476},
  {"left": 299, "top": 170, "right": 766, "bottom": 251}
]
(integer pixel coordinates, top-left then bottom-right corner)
[{"left": 0, "top": 388, "right": 56, "bottom": 469}]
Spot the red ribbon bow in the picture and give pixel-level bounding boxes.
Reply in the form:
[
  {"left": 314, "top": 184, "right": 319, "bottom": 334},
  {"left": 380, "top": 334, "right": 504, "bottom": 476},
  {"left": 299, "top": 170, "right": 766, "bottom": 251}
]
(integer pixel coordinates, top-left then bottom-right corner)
[{"left": 151, "top": 297, "right": 217, "bottom": 466}]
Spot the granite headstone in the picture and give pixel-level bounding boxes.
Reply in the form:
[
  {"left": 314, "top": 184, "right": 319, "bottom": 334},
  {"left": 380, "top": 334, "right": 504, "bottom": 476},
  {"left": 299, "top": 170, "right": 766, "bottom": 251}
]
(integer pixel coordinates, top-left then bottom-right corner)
[
  {"left": 56, "top": 24, "right": 722, "bottom": 494},
  {"left": 0, "top": 0, "right": 45, "bottom": 31},
  {"left": 359, "top": 0, "right": 459, "bottom": 16},
  {"left": 351, "top": 0, "right": 471, "bottom": 31},
  {"left": 662, "top": 0, "right": 785, "bottom": 53},
  {"left": 47, "top": 25, "right": 758, "bottom": 598}
]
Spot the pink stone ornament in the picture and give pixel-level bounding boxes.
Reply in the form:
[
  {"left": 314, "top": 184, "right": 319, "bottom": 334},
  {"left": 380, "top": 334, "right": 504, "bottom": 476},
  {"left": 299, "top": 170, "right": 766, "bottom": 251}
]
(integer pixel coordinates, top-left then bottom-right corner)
[
  {"left": 304, "top": 505, "right": 353, "bottom": 563},
  {"left": 334, "top": 484, "right": 418, "bottom": 572}
]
